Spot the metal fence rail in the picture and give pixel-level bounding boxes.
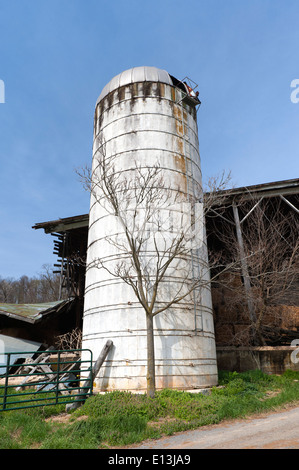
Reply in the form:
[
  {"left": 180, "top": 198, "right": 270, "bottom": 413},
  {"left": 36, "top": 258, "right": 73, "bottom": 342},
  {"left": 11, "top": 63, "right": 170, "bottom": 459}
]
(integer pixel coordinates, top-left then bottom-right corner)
[{"left": 0, "top": 348, "right": 93, "bottom": 412}]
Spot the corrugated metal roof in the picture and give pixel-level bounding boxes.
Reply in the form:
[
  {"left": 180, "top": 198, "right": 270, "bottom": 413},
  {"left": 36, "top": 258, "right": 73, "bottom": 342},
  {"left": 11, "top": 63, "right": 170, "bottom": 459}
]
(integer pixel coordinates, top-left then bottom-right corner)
[
  {"left": 32, "top": 213, "right": 89, "bottom": 233},
  {"left": 0, "top": 300, "right": 72, "bottom": 324},
  {"left": 96, "top": 66, "right": 173, "bottom": 105},
  {"left": 32, "top": 179, "right": 299, "bottom": 232},
  {"left": 206, "top": 178, "right": 299, "bottom": 203}
]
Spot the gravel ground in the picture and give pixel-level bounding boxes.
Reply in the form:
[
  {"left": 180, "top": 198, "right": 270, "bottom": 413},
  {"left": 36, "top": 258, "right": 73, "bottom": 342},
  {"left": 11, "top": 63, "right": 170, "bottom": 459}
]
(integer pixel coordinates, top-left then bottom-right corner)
[{"left": 132, "top": 405, "right": 299, "bottom": 449}]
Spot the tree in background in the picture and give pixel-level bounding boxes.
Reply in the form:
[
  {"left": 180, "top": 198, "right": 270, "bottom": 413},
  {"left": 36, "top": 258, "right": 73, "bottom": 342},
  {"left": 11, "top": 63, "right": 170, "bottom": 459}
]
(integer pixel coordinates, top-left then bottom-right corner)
[
  {"left": 208, "top": 196, "right": 299, "bottom": 346},
  {"left": 0, "top": 264, "right": 61, "bottom": 304}
]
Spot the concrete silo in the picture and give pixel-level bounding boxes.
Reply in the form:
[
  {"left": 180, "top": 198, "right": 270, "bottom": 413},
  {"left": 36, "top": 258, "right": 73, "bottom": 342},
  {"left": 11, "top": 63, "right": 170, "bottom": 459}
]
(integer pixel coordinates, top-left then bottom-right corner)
[{"left": 82, "top": 66, "right": 218, "bottom": 391}]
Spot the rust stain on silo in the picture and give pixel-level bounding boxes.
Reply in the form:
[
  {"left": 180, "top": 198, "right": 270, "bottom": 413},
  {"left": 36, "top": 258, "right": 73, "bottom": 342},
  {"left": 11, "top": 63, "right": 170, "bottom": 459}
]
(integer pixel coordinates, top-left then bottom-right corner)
[
  {"left": 173, "top": 104, "right": 185, "bottom": 136},
  {"left": 94, "top": 103, "right": 104, "bottom": 137},
  {"left": 106, "top": 90, "right": 114, "bottom": 109},
  {"left": 173, "top": 104, "right": 182, "bottom": 120},
  {"left": 171, "top": 87, "right": 176, "bottom": 102},
  {"left": 132, "top": 82, "right": 138, "bottom": 97},
  {"left": 117, "top": 85, "right": 126, "bottom": 102},
  {"left": 158, "top": 82, "right": 165, "bottom": 99},
  {"left": 173, "top": 153, "right": 187, "bottom": 193},
  {"left": 143, "top": 81, "right": 152, "bottom": 99},
  {"left": 174, "top": 153, "right": 186, "bottom": 173},
  {"left": 129, "top": 83, "right": 138, "bottom": 110},
  {"left": 175, "top": 120, "right": 184, "bottom": 136},
  {"left": 176, "top": 136, "right": 184, "bottom": 155}
]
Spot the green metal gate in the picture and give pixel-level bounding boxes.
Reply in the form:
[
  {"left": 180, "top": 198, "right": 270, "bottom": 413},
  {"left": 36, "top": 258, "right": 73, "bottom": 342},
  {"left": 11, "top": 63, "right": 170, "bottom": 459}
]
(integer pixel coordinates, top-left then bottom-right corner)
[{"left": 0, "top": 349, "right": 93, "bottom": 412}]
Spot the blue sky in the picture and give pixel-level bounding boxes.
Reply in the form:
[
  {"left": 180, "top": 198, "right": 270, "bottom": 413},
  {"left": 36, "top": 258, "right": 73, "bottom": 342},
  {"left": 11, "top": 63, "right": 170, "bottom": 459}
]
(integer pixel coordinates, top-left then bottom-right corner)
[{"left": 0, "top": 0, "right": 298, "bottom": 279}]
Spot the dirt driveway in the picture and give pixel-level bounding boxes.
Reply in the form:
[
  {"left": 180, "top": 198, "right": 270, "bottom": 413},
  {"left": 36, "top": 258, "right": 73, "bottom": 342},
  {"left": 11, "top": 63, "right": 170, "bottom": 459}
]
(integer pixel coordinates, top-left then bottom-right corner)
[{"left": 133, "top": 406, "right": 299, "bottom": 449}]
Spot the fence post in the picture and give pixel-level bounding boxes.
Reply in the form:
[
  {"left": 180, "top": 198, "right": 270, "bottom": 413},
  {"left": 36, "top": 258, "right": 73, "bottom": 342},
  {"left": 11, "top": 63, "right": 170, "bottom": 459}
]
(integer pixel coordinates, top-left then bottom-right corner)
[
  {"left": 55, "top": 350, "right": 61, "bottom": 404},
  {"left": 66, "top": 340, "right": 113, "bottom": 412},
  {"left": 3, "top": 354, "right": 11, "bottom": 411}
]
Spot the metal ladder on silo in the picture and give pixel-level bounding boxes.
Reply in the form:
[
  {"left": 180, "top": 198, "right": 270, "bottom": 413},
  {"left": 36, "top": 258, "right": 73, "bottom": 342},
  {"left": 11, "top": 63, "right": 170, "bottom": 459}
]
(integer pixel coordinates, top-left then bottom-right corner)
[{"left": 179, "top": 99, "right": 203, "bottom": 333}]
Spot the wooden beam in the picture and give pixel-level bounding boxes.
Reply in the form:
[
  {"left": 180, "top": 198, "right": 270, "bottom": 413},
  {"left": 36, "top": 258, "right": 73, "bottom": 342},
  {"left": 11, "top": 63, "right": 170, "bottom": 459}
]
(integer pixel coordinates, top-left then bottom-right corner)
[{"left": 232, "top": 203, "right": 257, "bottom": 335}]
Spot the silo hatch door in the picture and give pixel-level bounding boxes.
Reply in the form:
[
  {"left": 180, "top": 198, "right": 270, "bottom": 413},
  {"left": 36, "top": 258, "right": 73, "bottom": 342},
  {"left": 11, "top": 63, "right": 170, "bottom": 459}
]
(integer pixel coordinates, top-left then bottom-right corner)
[{"left": 170, "top": 75, "right": 201, "bottom": 107}]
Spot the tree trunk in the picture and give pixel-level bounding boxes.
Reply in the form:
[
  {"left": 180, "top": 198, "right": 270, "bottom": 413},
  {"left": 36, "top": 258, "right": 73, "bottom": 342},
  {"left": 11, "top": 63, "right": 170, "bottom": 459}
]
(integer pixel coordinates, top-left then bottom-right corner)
[{"left": 146, "top": 313, "right": 156, "bottom": 398}]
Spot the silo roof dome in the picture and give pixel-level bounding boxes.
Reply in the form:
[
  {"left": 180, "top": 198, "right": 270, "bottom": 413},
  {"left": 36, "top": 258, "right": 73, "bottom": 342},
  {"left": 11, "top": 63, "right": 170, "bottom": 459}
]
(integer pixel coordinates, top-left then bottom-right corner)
[{"left": 96, "top": 66, "right": 173, "bottom": 104}]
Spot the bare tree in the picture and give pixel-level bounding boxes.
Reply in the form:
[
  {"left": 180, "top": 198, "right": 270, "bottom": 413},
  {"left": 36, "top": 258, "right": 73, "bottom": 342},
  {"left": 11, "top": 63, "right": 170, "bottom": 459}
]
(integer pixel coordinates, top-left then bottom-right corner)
[
  {"left": 38, "top": 263, "right": 61, "bottom": 301},
  {"left": 0, "top": 265, "right": 61, "bottom": 304},
  {"left": 55, "top": 327, "right": 82, "bottom": 350},
  {"left": 0, "top": 277, "right": 17, "bottom": 303},
  {"left": 208, "top": 196, "right": 299, "bottom": 346},
  {"left": 78, "top": 138, "right": 233, "bottom": 397}
]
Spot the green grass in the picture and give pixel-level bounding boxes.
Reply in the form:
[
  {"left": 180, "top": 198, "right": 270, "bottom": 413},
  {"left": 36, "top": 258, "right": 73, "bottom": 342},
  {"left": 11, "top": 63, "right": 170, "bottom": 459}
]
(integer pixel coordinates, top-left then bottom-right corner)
[{"left": 1, "top": 369, "right": 299, "bottom": 449}]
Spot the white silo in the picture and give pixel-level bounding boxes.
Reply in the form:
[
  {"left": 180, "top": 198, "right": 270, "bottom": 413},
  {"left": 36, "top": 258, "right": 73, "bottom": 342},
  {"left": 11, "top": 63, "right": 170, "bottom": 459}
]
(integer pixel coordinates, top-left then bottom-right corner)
[{"left": 82, "top": 66, "right": 218, "bottom": 392}]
